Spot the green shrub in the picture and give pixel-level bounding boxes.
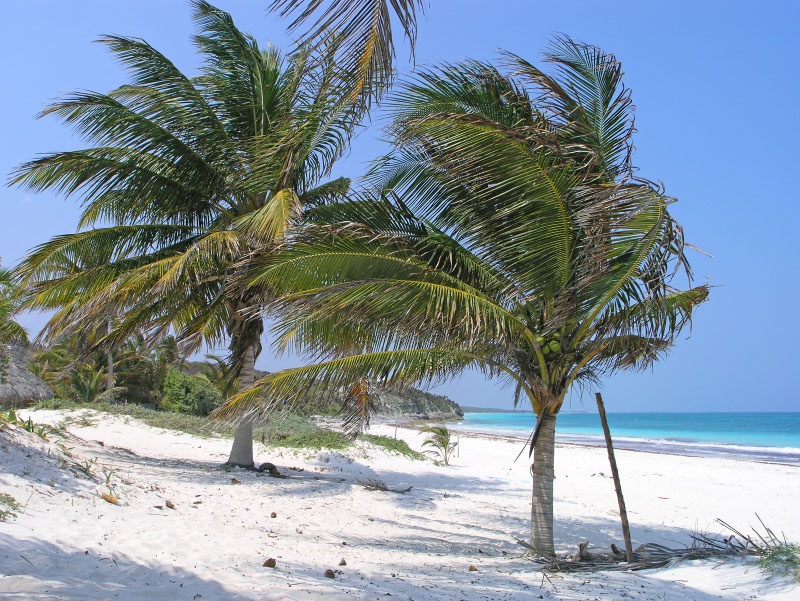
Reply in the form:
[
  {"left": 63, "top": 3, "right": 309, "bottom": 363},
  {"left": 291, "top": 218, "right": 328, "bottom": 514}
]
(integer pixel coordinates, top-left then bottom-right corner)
[
  {"left": 160, "top": 367, "right": 222, "bottom": 416},
  {"left": 270, "top": 428, "right": 352, "bottom": 450},
  {"left": 363, "top": 434, "right": 425, "bottom": 460}
]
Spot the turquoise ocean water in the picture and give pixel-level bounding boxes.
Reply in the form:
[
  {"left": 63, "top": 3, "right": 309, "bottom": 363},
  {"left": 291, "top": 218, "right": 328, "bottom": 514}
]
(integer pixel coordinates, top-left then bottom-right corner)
[{"left": 447, "top": 412, "right": 800, "bottom": 465}]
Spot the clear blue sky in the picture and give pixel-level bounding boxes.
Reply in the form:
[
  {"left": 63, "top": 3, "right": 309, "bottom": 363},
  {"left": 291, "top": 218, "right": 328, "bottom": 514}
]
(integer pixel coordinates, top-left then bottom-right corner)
[{"left": 2, "top": 1, "right": 798, "bottom": 412}]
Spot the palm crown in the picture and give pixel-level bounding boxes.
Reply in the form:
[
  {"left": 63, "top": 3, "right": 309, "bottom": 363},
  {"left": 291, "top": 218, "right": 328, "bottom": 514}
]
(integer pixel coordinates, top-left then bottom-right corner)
[
  {"left": 11, "top": 0, "right": 355, "bottom": 465},
  {"left": 215, "top": 36, "right": 708, "bottom": 551}
]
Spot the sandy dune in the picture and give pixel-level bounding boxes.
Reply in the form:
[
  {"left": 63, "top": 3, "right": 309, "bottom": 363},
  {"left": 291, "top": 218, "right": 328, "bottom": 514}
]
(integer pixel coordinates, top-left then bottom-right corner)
[{"left": 1, "top": 408, "right": 798, "bottom": 600}]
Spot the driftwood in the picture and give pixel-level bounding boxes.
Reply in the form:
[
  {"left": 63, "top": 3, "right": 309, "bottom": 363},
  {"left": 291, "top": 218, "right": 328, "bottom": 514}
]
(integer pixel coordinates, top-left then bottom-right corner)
[
  {"left": 357, "top": 478, "right": 412, "bottom": 494},
  {"left": 517, "top": 537, "right": 745, "bottom": 572},
  {"left": 516, "top": 516, "right": 790, "bottom": 573}
]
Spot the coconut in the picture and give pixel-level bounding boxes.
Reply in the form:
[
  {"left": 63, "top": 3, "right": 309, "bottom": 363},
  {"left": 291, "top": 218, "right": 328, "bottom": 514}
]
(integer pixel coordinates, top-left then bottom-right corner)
[{"left": 549, "top": 341, "right": 561, "bottom": 353}]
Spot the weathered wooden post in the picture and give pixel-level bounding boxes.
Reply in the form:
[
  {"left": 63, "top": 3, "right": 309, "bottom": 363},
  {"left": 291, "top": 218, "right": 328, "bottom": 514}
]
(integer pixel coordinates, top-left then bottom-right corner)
[{"left": 595, "top": 392, "right": 634, "bottom": 562}]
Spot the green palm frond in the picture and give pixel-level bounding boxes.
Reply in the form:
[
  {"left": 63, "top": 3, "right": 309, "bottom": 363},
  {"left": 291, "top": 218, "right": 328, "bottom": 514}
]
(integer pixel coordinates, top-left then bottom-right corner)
[
  {"left": 0, "top": 268, "right": 28, "bottom": 345},
  {"left": 503, "top": 34, "right": 636, "bottom": 180},
  {"left": 235, "top": 36, "right": 705, "bottom": 424},
  {"left": 212, "top": 347, "right": 495, "bottom": 423},
  {"left": 12, "top": 1, "right": 359, "bottom": 382},
  {"left": 268, "top": 0, "right": 425, "bottom": 107}
]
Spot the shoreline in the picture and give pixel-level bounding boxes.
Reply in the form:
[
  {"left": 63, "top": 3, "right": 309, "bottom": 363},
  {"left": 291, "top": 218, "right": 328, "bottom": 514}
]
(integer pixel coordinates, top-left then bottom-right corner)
[
  {"left": 442, "top": 427, "right": 800, "bottom": 468},
  {"left": 440, "top": 413, "right": 800, "bottom": 467},
  {"left": 361, "top": 412, "right": 800, "bottom": 467}
]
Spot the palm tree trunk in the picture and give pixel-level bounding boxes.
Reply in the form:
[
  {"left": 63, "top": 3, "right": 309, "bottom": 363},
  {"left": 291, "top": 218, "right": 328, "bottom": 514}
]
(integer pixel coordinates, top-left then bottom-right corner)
[
  {"left": 107, "top": 318, "right": 114, "bottom": 400},
  {"left": 530, "top": 412, "right": 557, "bottom": 555},
  {"left": 227, "top": 343, "right": 256, "bottom": 467}
]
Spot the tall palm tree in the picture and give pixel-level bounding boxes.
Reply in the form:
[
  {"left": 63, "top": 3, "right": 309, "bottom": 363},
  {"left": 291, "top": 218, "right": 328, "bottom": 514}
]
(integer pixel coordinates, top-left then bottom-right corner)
[
  {"left": 216, "top": 37, "right": 708, "bottom": 552},
  {"left": 11, "top": 0, "right": 355, "bottom": 466},
  {"left": 268, "top": 0, "right": 425, "bottom": 107}
]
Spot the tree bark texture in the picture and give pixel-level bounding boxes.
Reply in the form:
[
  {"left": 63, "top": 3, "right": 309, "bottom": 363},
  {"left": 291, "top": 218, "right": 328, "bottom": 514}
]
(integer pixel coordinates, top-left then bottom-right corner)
[
  {"left": 530, "top": 412, "right": 557, "bottom": 555},
  {"left": 227, "top": 344, "right": 256, "bottom": 467}
]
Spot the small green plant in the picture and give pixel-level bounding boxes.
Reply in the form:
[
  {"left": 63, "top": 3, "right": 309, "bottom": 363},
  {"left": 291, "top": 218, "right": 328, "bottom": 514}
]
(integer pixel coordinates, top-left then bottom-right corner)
[
  {"left": 101, "top": 466, "right": 117, "bottom": 496},
  {"left": 758, "top": 544, "right": 800, "bottom": 582},
  {"left": 0, "top": 493, "right": 20, "bottom": 522},
  {"left": 56, "top": 454, "right": 68, "bottom": 469},
  {"left": 2, "top": 409, "right": 19, "bottom": 426},
  {"left": 73, "top": 458, "right": 97, "bottom": 479},
  {"left": 717, "top": 517, "right": 800, "bottom": 582},
  {"left": 74, "top": 415, "right": 97, "bottom": 428},
  {"left": 420, "top": 426, "right": 457, "bottom": 465},
  {"left": 363, "top": 434, "right": 425, "bottom": 460}
]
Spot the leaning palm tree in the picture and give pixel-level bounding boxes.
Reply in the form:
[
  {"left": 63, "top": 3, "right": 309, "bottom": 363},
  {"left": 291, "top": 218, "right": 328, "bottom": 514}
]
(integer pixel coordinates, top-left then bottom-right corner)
[
  {"left": 11, "top": 0, "right": 355, "bottom": 466},
  {"left": 216, "top": 37, "right": 708, "bottom": 552}
]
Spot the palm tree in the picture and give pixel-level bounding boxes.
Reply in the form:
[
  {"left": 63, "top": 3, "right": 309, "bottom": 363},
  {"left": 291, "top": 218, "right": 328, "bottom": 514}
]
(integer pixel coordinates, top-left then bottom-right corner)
[
  {"left": 420, "top": 426, "right": 457, "bottom": 465},
  {"left": 268, "top": 0, "right": 424, "bottom": 107},
  {"left": 0, "top": 265, "right": 28, "bottom": 385},
  {"left": 11, "top": 0, "right": 355, "bottom": 466},
  {"left": 0, "top": 266, "right": 27, "bottom": 347},
  {"left": 216, "top": 37, "right": 708, "bottom": 552}
]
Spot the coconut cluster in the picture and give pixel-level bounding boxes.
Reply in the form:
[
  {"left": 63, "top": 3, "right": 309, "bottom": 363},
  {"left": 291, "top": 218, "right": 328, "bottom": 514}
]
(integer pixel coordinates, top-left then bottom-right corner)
[{"left": 536, "top": 332, "right": 562, "bottom": 356}]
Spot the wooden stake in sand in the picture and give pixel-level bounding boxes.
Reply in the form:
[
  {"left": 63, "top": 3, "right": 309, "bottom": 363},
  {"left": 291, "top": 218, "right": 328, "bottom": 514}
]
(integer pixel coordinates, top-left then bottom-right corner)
[{"left": 595, "top": 392, "right": 634, "bottom": 562}]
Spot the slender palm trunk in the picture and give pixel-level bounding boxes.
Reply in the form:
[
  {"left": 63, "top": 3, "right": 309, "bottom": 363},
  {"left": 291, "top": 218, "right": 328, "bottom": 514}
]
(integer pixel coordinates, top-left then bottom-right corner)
[
  {"left": 107, "top": 318, "right": 114, "bottom": 399},
  {"left": 530, "top": 412, "right": 557, "bottom": 555},
  {"left": 227, "top": 344, "right": 256, "bottom": 467}
]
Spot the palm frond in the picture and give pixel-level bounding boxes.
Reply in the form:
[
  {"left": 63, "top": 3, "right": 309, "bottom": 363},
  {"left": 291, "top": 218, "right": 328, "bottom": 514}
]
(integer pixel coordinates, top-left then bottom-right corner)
[
  {"left": 268, "top": 0, "right": 425, "bottom": 107},
  {"left": 212, "top": 347, "right": 492, "bottom": 423}
]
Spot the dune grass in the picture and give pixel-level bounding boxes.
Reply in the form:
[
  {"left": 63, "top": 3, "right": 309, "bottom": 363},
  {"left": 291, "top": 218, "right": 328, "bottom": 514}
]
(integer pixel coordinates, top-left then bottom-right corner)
[
  {"left": 0, "top": 493, "right": 19, "bottom": 522},
  {"left": 363, "top": 434, "right": 425, "bottom": 460},
  {"left": 34, "top": 399, "right": 423, "bottom": 457}
]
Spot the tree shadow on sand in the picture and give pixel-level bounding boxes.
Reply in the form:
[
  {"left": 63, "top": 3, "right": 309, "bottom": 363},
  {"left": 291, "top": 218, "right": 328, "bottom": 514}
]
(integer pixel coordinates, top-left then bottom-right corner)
[
  {"left": 3, "top": 530, "right": 789, "bottom": 601},
  {"left": 0, "top": 533, "right": 247, "bottom": 601}
]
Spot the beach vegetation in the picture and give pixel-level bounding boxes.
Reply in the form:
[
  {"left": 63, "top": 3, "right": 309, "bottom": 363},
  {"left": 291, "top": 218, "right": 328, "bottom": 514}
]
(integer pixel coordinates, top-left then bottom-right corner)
[
  {"left": 0, "top": 265, "right": 28, "bottom": 387},
  {"left": 0, "top": 493, "right": 20, "bottom": 522},
  {"left": 0, "top": 267, "right": 28, "bottom": 348},
  {"left": 363, "top": 434, "right": 425, "bottom": 460},
  {"left": 12, "top": 0, "right": 358, "bottom": 468},
  {"left": 160, "top": 367, "right": 223, "bottom": 417},
  {"left": 271, "top": 428, "right": 351, "bottom": 450},
  {"left": 218, "top": 36, "right": 707, "bottom": 554},
  {"left": 759, "top": 544, "right": 800, "bottom": 582}
]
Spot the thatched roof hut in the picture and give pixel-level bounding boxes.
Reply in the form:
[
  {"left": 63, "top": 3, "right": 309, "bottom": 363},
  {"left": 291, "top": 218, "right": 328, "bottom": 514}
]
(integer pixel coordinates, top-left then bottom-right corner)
[{"left": 0, "top": 351, "right": 53, "bottom": 408}]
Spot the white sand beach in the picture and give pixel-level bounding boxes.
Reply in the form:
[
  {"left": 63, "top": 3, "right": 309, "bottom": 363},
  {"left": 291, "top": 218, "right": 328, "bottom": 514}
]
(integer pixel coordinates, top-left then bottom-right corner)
[{"left": 1, "top": 409, "right": 798, "bottom": 601}]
